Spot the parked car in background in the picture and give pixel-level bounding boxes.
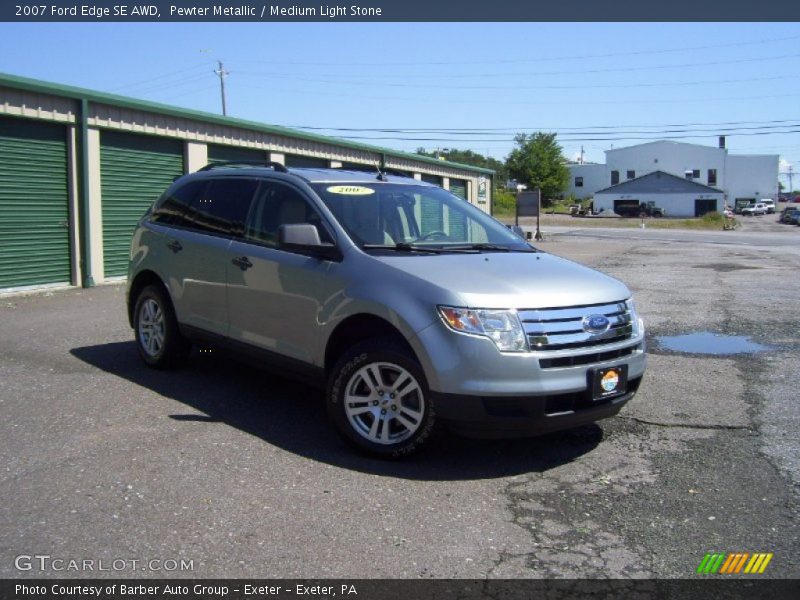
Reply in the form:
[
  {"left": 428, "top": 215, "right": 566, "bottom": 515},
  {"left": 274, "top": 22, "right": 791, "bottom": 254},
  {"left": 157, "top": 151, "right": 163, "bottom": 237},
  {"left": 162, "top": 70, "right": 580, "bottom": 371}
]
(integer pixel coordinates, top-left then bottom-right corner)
[
  {"left": 741, "top": 202, "right": 768, "bottom": 216},
  {"left": 760, "top": 199, "right": 775, "bottom": 214},
  {"left": 779, "top": 207, "right": 800, "bottom": 223}
]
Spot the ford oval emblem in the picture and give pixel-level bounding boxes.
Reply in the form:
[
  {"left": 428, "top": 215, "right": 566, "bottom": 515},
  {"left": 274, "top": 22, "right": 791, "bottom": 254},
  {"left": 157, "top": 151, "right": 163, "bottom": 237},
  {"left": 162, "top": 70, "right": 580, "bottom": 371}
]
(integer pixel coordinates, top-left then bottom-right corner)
[{"left": 583, "top": 314, "right": 611, "bottom": 334}]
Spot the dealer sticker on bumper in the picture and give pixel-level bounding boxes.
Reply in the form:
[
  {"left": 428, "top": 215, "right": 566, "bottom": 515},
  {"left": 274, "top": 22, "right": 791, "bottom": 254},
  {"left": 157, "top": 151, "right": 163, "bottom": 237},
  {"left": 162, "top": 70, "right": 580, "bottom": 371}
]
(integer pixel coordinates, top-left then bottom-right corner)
[{"left": 591, "top": 365, "right": 628, "bottom": 401}]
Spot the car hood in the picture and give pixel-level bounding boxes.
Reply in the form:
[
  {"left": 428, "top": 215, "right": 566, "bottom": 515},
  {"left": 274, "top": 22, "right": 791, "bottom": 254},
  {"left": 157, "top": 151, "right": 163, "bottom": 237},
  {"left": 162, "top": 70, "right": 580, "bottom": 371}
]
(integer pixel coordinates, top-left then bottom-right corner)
[{"left": 373, "top": 251, "right": 631, "bottom": 308}]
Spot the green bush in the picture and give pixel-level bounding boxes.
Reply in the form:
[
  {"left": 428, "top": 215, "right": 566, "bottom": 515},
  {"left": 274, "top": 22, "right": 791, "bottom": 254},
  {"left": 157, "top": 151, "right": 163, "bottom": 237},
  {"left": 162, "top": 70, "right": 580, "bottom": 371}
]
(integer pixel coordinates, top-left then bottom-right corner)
[
  {"left": 700, "top": 211, "right": 724, "bottom": 225},
  {"left": 493, "top": 189, "right": 516, "bottom": 216}
]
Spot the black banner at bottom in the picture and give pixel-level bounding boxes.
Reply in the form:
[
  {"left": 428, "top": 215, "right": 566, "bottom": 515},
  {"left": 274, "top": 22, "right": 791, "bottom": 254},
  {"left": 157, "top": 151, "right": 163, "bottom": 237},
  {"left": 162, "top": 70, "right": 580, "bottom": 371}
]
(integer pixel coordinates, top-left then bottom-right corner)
[{"left": 2, "top": 579, "right": 800, "bottom": 600}]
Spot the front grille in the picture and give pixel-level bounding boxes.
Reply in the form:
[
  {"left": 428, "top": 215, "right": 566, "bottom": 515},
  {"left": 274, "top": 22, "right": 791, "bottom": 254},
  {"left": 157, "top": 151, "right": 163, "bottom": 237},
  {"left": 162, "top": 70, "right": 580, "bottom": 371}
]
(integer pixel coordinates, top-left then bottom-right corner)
[
  {"left": 519, "top": 300, "right": 634, "bottom": 351},
  {"left": 539, "top": 345, "right": 638, "bottom": 369}
]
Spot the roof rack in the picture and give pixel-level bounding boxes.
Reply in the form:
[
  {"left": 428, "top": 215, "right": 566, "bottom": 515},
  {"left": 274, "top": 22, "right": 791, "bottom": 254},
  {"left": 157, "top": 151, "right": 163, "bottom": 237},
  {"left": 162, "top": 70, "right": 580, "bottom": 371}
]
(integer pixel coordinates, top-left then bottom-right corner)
[
  {"left": 198, "top": 160, "right": 289, "bottom": 173},
  {"left": 380, "top": 168, "right": 413, "bottom": 179}
]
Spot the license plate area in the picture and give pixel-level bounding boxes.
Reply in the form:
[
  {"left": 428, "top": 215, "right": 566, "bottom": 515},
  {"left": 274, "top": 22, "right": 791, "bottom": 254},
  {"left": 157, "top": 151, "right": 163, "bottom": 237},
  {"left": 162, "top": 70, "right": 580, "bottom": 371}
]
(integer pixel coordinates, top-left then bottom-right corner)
[{"left": 589, "top": 365, "right": 628, "bottom": 401}]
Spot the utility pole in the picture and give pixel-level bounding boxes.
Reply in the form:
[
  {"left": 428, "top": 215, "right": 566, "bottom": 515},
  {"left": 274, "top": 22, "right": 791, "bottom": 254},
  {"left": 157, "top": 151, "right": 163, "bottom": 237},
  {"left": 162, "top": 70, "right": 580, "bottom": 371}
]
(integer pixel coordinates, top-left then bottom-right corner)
[
  {"left": 788, "top": 165, "right": 794, "bottom": 194},
  {"left": 580, "top": 145, "right": 585, "bottom": 165},
  {"left": 214, "top": 60, "right": 229, "bottom": 116}
]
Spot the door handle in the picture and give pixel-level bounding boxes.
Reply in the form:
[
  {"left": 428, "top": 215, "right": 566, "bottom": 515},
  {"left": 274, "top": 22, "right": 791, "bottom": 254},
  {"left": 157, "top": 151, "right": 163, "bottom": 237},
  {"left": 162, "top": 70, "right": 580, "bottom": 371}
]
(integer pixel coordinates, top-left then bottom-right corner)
[
  {"left": 232, "top": 256, "right": 253, "bottom": 271},
  {"left": 166, "top": 240, "right": 183, "bottom": 253}
]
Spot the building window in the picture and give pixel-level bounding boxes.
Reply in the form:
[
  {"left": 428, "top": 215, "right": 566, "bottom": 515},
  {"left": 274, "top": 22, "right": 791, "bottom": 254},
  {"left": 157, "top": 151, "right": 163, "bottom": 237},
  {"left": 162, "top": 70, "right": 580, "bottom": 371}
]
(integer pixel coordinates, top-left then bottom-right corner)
[
  {"left": 575, "top": 176, "right": 584, "bottom": 187},
  {"left": 627, "top": 170, "right": 635, "bottom": 180},
  {"left": 611, "top": 171, "right": 619, "bottom": 185},
  {"left": 692, "top": 169, "right": 700, "bottom": 179},
  {"left": 708, "top": 169, "right": 717, "bottom": 186}
]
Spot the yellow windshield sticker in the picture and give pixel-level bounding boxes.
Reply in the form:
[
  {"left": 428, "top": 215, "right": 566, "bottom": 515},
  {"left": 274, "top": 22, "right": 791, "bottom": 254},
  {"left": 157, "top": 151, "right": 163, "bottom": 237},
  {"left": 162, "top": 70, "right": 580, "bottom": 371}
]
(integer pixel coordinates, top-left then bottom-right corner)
[{"left": 326, "top": 185, "right": 375, "bottom": 195}]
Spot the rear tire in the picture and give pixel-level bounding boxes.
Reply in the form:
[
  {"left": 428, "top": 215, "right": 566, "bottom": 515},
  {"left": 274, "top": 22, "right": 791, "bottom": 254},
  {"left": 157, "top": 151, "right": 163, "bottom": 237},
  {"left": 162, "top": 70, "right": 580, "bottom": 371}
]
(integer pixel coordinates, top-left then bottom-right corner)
[
  {"left": 327, "top": 340, "right": 435, "bottom": 458},
  {"left": 133, "top": 284, "right": 190, "bottom": 369}
]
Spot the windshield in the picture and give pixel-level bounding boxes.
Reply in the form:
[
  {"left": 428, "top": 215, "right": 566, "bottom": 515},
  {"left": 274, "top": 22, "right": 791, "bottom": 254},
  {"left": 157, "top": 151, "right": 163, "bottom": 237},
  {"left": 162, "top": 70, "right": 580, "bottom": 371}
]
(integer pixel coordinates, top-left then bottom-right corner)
[{"left": 311, "top": 182, "right": 532, "bottom": 252}]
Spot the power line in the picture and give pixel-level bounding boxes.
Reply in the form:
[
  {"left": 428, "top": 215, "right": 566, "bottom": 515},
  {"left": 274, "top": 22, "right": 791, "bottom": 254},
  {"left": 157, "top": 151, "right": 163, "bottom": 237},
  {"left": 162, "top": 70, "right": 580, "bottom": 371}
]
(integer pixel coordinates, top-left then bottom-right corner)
[
  {"left": 233, "top": 72, "right": 786, "bottom": 91},
  {"left": 110, "top": 62, "right": 211, "bottom": 92},
  {"left": 286, "top": 119, "right": 800, "bottom": 135},
  {"left": 235, "top": 52, "right": 800, "bottom": 80},
  {"left": 119, "top": 72, "right": 211, "bottom": 96},
  {"left": 226, "top": 34, "right": 800, "bottom": 67},
  {"left": 330, "top": 129, "right": 800, "bottom": 143},
  {"left": 158, "top": 84, "right": 221, "bottom": 102},
  {"left": 233, "top": 79, "right": 800, "bottom": 106}
]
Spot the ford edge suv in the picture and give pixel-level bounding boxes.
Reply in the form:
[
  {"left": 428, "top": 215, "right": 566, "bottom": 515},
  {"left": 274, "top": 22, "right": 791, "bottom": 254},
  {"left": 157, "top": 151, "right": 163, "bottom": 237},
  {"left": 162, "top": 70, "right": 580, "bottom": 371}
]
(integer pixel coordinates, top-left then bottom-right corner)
[{"left": 127, "top": 163, "right": 646, "bottom": 457}]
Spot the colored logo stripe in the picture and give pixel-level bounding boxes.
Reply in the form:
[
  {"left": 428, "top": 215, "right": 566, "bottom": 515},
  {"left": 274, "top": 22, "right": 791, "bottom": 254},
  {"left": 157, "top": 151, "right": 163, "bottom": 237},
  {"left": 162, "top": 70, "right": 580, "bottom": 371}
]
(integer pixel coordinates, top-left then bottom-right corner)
[
  {"left": 697, "top": 553, "right": 726, "bottom": 574},
  {"left": 697, "top": 552, "right": 773, "bottom": 574},
  {"left": 744, "top": 553, "right": 773, "bottom": 574}
]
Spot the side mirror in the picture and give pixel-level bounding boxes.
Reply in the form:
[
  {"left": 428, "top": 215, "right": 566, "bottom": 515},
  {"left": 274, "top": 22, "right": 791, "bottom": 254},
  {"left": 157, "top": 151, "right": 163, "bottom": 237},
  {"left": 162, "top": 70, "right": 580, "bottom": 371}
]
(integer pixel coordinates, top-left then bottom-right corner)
[{"left": 278, "top": 224, "right": 341, "bottom": 261}]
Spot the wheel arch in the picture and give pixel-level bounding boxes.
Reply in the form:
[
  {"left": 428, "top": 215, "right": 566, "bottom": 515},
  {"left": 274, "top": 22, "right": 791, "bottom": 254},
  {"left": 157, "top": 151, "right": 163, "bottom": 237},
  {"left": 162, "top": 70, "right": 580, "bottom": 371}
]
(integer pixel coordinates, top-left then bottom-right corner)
[
  {"left": 127, "top": 270, "right": 170, "bottom": 328},
  {"left": 324, "top": 314, "right": 418, "bottom": 375}
]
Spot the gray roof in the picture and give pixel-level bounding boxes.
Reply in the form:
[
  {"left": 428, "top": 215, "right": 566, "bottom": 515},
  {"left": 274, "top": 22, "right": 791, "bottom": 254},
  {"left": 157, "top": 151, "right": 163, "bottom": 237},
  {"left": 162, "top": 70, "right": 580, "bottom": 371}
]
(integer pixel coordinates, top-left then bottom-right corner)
[{"left": 595, "top": 170, "right": 724, "bottom": 195}]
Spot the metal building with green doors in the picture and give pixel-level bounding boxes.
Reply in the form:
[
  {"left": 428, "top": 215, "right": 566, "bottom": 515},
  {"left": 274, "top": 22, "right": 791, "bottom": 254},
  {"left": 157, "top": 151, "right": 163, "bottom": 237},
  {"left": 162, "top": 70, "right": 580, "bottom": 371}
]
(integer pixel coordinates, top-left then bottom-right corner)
[{"left": 0, "top": 72, "right": 493, "bottom": 293}]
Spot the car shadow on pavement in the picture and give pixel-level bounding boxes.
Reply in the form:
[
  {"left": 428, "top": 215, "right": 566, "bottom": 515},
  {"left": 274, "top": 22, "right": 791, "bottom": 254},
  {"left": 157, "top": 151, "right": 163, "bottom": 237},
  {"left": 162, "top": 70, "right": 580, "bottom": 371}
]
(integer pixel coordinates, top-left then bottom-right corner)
[{"left": 71, "top": 341, "right": 603, "bottom": 481}]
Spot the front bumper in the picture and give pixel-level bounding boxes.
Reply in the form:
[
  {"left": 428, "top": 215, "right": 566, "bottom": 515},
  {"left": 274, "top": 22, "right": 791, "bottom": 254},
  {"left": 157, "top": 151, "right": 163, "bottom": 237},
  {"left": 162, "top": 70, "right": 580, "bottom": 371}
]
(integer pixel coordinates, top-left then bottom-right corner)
[
  {"left": 411, "top": 318, "right": 646, "bottom": 438},
  {"left": 432, "top": 377, "right": 641, "bottom": 438}
]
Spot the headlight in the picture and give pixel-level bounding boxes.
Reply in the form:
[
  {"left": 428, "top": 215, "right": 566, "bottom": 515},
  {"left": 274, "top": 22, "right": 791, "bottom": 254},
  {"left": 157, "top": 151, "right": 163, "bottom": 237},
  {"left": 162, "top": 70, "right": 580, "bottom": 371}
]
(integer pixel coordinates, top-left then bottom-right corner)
[
  {"left": 438, "top": 306, "right": 528, "bottom": 352},
  {"left": 626, "top": 298, "right": 644, "bottom": 337}
]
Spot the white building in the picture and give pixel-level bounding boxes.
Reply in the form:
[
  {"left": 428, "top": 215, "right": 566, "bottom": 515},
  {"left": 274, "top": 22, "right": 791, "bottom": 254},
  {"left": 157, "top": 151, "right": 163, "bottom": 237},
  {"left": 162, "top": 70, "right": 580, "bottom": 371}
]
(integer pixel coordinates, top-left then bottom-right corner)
[
  {"left": 567, "top": 140, "right": 779, "bottom": 212},
  {"left": 593, "top": 171, "right": 725, "bottom": 218},
  {"left": 568, "top": 163, "right": 606, "bottom": 198}
]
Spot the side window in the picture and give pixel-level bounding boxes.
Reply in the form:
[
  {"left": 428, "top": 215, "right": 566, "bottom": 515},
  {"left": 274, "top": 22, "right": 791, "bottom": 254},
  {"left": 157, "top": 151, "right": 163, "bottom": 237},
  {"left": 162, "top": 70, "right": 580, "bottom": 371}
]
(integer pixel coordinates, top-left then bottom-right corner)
[
  {"left": 184, "top": 178, "right": 257, "bottom": 237},
  {"left": 151, "top": 180, "right": 207, "bottom": 227},
  {"left": 244, "top": 182, "right": 333, "bottom": 248}
]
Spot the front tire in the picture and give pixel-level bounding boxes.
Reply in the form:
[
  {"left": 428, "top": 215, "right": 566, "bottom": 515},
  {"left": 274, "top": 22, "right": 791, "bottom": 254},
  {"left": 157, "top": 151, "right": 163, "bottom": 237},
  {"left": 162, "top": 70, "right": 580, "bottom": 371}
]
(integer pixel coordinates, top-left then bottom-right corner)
[
  {"left": 133, "top": 284, "right": 190, "bottom": 369},
  {"left": 327, "top": 341, "right": 435, "bottom": 457}
]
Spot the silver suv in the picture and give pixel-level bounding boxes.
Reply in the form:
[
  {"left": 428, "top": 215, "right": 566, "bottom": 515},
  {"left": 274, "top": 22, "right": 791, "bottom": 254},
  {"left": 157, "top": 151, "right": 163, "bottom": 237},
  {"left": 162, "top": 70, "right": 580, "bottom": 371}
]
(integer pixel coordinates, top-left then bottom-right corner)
[{"left": 127, "top": 163, "right": 646, "bottom": 457}]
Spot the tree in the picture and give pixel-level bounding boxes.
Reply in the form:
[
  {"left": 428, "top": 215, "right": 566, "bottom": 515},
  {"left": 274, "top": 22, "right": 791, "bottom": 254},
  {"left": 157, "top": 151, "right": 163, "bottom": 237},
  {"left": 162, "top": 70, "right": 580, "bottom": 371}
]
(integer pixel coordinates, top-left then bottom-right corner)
[
  {"left": 415, "top": 147, "right": 508, "bottom": 184},
  {"left": 505, "top": 132, "right": 570, "bottom": 203}
]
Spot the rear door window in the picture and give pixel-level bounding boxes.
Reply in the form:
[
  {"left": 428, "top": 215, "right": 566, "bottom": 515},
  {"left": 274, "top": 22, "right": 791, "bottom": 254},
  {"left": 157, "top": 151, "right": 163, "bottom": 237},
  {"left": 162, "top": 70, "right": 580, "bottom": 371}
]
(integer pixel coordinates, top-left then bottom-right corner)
[
  {"left": 151, "top": 180, "right": 207, "bottom": 227},
  {"left": 183, "top": 178, "right": 258, "bottom": 237}
]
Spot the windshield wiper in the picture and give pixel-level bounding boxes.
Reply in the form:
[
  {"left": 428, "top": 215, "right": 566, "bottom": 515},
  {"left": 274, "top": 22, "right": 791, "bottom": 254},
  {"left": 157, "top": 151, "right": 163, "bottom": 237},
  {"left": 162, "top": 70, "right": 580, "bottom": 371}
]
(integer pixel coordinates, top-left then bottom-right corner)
[
  {"left": 446, "top": 243, "right": 535, "bottom": 252},
  {"left": 362, "top": 243, "right": 444, "bottom": 254}
]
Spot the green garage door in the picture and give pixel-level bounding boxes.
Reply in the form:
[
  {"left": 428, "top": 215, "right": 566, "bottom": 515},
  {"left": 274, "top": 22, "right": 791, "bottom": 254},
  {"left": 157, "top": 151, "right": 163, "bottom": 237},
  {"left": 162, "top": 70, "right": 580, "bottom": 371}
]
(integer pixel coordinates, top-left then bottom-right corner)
[
  {"left": 285, "top": 154, "right": 329, "bottom": 168},
  {"left": 207, "top": 144, "right": 266, "bottom": 166},
  {"left": 100, "top": 132, "right": 184, "bottom": 277},
  {"left": 446, "top": 179, "right": 468, "bottom": 241},
  {"left": 449, "top": 178, "right": 468, "bottom": 200},
  {"left": 419, "top": 174, "right": 443, "bottom": 234},
  {"left": 0, "top": 117, "right": 70, "bottom": 289}
]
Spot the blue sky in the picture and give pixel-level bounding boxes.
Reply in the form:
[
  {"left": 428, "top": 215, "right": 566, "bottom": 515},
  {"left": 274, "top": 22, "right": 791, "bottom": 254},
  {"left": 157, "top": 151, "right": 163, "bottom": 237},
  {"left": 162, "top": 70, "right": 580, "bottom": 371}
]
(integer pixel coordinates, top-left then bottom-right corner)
[{"left": 1, "top": 22, "right": 798, "bottom": 188}]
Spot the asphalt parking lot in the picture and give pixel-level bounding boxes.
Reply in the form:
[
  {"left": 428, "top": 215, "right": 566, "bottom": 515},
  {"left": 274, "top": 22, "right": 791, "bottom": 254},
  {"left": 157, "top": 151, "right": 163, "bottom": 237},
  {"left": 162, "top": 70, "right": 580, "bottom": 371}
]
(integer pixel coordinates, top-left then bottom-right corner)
[{"left": 1, "top": 215, "right": 799, "bottom": 579}]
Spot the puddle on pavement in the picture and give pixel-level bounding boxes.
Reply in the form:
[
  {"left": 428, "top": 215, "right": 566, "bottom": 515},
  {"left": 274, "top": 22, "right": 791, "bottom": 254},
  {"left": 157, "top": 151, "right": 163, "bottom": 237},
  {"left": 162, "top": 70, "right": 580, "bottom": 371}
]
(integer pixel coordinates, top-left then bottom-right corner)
[{"left": 654, "top": 332, "right": 771, "bottom": 355}]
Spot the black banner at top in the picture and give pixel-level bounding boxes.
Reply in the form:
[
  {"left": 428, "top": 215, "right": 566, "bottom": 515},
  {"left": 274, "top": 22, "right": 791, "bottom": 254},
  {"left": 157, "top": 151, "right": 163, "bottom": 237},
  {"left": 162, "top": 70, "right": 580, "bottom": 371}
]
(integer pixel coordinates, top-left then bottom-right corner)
[{"left": 3, "top": 0, "right": 800, "bottom": 22}]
